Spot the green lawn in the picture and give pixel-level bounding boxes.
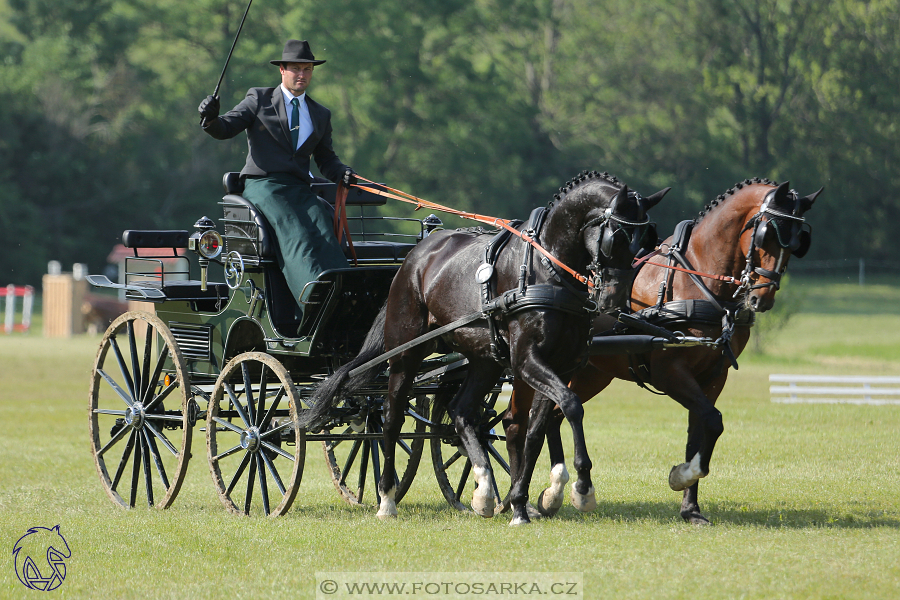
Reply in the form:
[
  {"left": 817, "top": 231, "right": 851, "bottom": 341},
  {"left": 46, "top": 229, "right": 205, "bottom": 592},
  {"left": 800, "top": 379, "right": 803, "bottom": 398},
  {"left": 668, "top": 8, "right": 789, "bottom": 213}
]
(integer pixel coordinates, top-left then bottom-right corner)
[{"left": 1, "top": 278, "right": 898, "bottom": 599}]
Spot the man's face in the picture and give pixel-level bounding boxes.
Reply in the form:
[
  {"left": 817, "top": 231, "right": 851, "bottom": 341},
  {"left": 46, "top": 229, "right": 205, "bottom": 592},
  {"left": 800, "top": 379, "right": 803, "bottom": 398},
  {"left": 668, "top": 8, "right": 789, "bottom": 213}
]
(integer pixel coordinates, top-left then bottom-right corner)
[{"left": 281, "top": 62, "right": 314, "bottom": 96}]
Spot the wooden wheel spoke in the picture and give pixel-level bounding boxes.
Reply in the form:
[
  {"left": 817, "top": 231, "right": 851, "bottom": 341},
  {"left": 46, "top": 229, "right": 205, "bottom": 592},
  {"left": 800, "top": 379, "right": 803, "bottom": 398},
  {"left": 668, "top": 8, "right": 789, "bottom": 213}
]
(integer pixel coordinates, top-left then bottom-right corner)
[
  {"left": 140, "top": 433, "right": 154, "bottom": 507},
  {"left": 244, "top": 457, "right": 257, "bottom": 515},
  {"left": 144, "top": 379, "right": 178, "bottom": 413},
  {"left": 213, "top": 444, "right": 244, "bottom": 462},
  {"left": 442, "top": 450, "right": 462, "bottom": 471},
  {"left": 340, "top": 440, "right": 362, "bottom": 485},
  {"left": 370, "top": 440, "right": 382, "bottom": 504},
  {"left": 258, "top": 387, "right": 285, "bottom": 431},
  {"left": 111, "top": 431, "right": 136, "bottom": 491},
  {"left": 397, "top": 438, "right": 414, "bottom": 457},
  {"left": 260, "top": 441, "right": 294, "bottom": 461},
  {"left": 226, "top": 452, "right": 252, "bottom": 496},
  {"left": 455, "top": 459, "right": 472, "bottom": 502},
  {"left": 223, "top": 382, "right": 251, "bottom": 427},
  {"left": 127, "top": 321, "right": 142, "bottom": 401},
  {"left": 144, "top": 422, "right": 179, "bottom": 457},
  {"left": 256, "top": 454, "right": 270, "bottom": 516},
  {"left": 143, "top": 430, "right": 170, "bottom": 492},
  {"left": 108, "top": 334, "right": 138, "bottom": 403},
  {"left": 141, "top": 345, "right": 170, "bottom": 405},
  {"left": 260, "top": 449, "right": 287, "bottom": 495},
  {"left": 98, "top": 421, "right": 131, "bottom": 456},
  {"left": 139, "top": 326, "right": 154, "bottom": 405},
  {"left": 241, "top": 363, "right": 256, "bottom": 425},
  {"left": 256, "top": 365, "right": 268, "bottom": 427},
  {"left": 357, "top": 441, "right": 370, "bottom": 502},
  {"left": 94, "top": 408, "right": 127, "bottom": 417},
  {"left": 259, "top": 419, "right": 292, "bottom": 440},
  {"left": 213, "top": 416, "right": 245, "bottom": 435},
  {"left": 98, "top": 368, "right": 134, "bottom": 408},
  {"left": 486, "top": 443, "right": 510, "bottom": 474},
  {"left": 129, "top": 433, "right": 143, "bottom": 508}
]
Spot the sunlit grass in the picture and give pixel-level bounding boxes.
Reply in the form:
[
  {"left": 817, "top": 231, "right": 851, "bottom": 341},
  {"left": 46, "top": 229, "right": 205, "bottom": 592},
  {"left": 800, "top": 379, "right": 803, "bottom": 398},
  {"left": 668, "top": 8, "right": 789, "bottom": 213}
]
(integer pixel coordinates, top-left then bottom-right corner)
[{"left": 1, "top": 278, "right": 899, "bottom": 599}]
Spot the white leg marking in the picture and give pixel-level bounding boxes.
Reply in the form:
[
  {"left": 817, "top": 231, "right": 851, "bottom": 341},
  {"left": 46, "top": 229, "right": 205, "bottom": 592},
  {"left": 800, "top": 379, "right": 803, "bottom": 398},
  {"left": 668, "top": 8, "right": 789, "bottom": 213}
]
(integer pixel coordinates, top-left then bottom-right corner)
[
  {"left": 668, "top": 452, "right": 706, "bottom": 491},
  {"left": 376, "top": 487, "right": 398, "bottom": 519},
  {"left": 537, "top": 463, "right": 569, "bottom": 516},
  {"left": 470, "top": 465, "right": 496, "bottom": 518}
]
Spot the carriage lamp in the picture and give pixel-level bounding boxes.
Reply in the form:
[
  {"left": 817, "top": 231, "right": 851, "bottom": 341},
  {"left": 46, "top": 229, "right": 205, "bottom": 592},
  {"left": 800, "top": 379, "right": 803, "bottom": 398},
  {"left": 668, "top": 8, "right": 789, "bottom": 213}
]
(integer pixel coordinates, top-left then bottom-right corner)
[
  {"left": 423, "top": 214, "right": 443, "bottom": 237},
  {"left": 189, "top": 217, "right": 224, "bottom": 291}
]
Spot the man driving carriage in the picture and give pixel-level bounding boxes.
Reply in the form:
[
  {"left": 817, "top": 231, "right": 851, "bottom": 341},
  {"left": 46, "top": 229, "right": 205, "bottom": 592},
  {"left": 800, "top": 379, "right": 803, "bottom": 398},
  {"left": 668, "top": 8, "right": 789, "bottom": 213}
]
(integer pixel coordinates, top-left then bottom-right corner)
[{"left": 197, "top": 39, "right": 356, "bottom": 315}]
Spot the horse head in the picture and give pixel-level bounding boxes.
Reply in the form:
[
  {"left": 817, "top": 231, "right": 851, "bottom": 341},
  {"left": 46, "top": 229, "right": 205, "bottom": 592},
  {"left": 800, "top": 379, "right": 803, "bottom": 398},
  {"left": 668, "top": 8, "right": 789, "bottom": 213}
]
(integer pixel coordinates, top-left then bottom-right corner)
[
  {"left": 740, "top": 180, "right": 821, "bottom": 311},
  {"left": 553, "top": 175, "right": 668, "bottom": 313}
]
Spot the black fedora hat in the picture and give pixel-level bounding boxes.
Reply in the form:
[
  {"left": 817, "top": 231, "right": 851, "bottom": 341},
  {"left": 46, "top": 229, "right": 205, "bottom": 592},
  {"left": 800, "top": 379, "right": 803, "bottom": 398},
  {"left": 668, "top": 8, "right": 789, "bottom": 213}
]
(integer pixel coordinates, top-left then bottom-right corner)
[{"left": 270, "top": 39, "right": 326, "bottom": 66}]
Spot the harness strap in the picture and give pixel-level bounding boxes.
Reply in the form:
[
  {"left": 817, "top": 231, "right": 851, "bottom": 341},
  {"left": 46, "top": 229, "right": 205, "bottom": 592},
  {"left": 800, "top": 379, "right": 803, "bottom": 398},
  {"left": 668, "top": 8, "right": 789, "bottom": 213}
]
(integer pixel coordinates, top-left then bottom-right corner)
[{"left": 333, "top": 181, "right": 358, "bottom": 266}]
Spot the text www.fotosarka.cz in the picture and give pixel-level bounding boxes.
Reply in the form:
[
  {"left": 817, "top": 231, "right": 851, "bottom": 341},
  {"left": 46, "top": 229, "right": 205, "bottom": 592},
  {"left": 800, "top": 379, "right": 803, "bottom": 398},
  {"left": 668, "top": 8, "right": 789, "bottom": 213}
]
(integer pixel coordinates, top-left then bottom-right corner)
[{"left": 315, "top": 572, "right": 583, "bottom": 598}]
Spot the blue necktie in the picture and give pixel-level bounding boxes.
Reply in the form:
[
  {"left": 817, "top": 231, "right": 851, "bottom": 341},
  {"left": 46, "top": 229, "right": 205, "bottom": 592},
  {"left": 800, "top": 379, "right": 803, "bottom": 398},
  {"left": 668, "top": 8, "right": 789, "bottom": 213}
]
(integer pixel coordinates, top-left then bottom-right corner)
[{"left": 290, "top": 97, "right": 300, "bottom": 150}]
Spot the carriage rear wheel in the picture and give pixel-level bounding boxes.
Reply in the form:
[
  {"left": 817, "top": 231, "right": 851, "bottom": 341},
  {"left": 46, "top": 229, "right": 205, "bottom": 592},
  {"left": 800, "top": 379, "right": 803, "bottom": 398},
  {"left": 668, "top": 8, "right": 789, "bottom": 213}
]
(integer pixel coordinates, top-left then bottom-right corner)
[
  {"left": 322, "top": 395, "right": 427, "bottom": 506},
  {"left": 89, "top": 311, "right": 192, "bottom": 509},
  {"left": 430, "top": 388, "right": 511, "bottom": 515},
  {"left": 207, "top": 352, "right": 305, "bottom": 517}
]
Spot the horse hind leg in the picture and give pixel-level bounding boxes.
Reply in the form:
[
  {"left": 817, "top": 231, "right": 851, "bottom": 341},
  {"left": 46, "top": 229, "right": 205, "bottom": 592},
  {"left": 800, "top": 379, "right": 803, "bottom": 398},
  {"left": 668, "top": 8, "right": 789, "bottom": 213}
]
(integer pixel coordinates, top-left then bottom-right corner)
[{"left": 671, "top": 408, "right": 723, "bottom": 525}]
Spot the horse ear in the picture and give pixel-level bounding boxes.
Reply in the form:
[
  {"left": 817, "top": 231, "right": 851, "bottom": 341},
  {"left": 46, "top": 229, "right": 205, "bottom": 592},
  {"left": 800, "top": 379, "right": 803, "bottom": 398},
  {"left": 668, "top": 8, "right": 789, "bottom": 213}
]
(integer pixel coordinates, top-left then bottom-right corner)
[
  {"left": 641, "top": 187, "right": 670, "bottom": 211},
  {"left": 612, "top": 184, "right": 627, "bottom": 212},
  {"left": 799, "top": 186, "right": 823, "bottom": 213},
  {"left": 772, "top": 181, "right": 791, "bottom": 206}
]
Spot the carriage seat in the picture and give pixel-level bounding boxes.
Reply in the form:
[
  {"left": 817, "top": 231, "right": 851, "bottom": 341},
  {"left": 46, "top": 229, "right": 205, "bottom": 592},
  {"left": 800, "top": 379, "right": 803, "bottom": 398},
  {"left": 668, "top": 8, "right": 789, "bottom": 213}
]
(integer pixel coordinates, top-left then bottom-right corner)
[{"left": 220, "top": 172, "right": 413, "bottom": 264}]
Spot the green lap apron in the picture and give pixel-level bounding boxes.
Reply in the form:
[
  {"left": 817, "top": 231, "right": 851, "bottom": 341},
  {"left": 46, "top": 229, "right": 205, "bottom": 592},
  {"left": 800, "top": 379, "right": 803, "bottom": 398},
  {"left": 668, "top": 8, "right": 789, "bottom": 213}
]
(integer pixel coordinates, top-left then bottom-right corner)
[{"left": 242, "top": 174, "right": 348, "bottom": 312}]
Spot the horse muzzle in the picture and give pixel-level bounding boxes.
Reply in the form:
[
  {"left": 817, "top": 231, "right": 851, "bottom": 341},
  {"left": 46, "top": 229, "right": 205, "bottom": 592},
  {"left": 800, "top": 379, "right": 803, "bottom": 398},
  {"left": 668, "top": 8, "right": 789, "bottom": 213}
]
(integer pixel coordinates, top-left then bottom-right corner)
[{"left": 592, "top": 267, "right": 635, "bottom": 314}]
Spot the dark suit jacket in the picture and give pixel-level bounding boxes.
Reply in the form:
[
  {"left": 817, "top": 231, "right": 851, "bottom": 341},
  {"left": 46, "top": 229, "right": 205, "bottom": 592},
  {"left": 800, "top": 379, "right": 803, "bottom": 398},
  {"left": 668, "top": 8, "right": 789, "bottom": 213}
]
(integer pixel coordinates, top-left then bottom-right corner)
[{"left": 202, "top": 87, "right": 349, "bottom": 184}]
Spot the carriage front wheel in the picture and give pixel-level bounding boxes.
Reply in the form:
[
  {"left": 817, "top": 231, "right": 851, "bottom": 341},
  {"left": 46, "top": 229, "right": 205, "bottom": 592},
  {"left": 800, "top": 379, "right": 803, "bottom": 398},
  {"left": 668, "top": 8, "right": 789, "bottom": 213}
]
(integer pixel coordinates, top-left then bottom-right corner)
[
  {"left": 207, "top": 352, "right": 305, "bottom": 516},
  {"left": 89, "top": 311, "right": 192, "bottom": 509}
]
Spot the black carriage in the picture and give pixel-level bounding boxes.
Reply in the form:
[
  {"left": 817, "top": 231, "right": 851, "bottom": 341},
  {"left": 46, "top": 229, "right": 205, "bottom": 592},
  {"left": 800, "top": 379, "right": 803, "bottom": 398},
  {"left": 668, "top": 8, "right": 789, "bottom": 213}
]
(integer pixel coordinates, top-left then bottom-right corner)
[{"left": 87, "top": 175, "right": 511, "bottom": 516}]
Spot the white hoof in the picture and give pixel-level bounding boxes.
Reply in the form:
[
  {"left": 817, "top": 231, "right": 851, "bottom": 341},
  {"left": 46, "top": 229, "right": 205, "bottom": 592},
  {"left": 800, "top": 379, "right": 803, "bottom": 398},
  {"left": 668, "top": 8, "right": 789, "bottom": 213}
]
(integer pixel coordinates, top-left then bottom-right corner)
[
  {"left": 668, "top": 452, "right": 705, "bottom": 491},
  {"left": 471, "top": 492, "right": 495, "bottom": 518},
  {"left": 537, "top": 463, "right": 569, "bottom": 516},
  {"left": 509, "top": 515, "right": 530, "bottom": 526},
  {"left": 570, "top": 486, "right": 597, "bottom": 512},
  {"left": 376, "top": 492, "right": 398, "bottom": 519}
]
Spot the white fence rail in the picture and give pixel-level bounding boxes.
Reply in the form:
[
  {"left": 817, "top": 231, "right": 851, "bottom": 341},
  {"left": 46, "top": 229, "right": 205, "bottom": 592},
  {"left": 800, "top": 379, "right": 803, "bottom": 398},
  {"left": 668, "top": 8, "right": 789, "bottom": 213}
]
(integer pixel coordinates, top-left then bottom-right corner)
[{"left": 769, "top": 374, "right": 900, "bottom": 405}]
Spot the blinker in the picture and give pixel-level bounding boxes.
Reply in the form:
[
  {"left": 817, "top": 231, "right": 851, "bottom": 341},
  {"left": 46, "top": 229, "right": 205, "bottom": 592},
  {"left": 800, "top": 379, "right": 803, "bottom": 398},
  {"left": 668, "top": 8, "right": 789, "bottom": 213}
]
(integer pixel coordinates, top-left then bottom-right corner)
[{"left": 753, "top": 216, "right": 812, "bottom": 257}]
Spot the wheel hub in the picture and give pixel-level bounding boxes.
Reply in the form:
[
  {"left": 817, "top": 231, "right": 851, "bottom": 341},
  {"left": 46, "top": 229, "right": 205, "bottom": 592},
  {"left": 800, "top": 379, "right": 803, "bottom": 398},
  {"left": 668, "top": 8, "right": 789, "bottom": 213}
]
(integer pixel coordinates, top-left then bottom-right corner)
[
  {"left": 240, "top": 427, "right": 261, "bottom": 452},
  {"left": 124, "top": 403, "right": 145, "bottom": 429}
]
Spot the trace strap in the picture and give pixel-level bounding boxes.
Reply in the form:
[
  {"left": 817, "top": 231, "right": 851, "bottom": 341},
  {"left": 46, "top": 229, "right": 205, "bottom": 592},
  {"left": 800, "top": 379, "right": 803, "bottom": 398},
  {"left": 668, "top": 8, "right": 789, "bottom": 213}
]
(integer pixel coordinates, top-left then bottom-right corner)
[
  {"left": 333, "top": 181, "right": 358, "bottom": 266},
  {"left": 351, "top": 175, "right": 594, "bottom": 289}
]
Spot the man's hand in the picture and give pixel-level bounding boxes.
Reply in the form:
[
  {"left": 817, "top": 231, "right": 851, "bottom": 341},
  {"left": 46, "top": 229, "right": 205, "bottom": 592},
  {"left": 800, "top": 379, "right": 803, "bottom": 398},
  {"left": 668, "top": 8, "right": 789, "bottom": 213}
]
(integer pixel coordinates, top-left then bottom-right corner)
[
  {"left": 198, "top": 95, "right": 220, "bottom": 120},
  {"left": 343, "top": 169, "right": 358, "bottom": 187}
]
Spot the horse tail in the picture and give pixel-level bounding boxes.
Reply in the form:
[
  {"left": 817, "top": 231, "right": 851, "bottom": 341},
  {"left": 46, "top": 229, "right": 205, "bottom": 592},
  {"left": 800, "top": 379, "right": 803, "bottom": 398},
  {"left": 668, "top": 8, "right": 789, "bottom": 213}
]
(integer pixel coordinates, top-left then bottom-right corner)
[{"left": 300, "top": 301, "right": 388, "bottom": 429}]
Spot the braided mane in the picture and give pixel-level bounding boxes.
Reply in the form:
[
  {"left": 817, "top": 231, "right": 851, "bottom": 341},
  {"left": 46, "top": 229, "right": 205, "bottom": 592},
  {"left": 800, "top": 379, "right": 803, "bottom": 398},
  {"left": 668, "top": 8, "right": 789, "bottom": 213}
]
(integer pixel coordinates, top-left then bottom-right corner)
[
  {"left": 694, "top": 177, "right": 778, "bottom": 224},
  {"left": 549, "top": 170, "right": 623, "bottom": 208}
]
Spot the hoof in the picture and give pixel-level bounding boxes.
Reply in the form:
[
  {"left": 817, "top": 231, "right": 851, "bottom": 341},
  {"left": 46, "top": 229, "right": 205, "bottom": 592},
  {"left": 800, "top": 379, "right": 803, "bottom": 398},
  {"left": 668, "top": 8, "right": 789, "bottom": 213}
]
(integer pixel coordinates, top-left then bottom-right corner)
[
  {"left": 471, "top": 493, "right": 496, "bottom": 518},
  {"left": 509, "top": 515, "right": 531, "bottom": 526},
  {"left": 525, "top": 503, "right": 543, "bottom": 520},
  {"left": 570, "top": 486, "right": 597, "bottom": 512},
  {"left": 376, "top": 499, "right": 398, "bottom": 520},
  {"left": 536, "top": 488, "right": 564, "bottom": 517},
  {"left": 668, "top": 453, "right": 705, "bottom": 491},
  {"left": 681, "top": 509, "right": 711, "bottom": 526}
]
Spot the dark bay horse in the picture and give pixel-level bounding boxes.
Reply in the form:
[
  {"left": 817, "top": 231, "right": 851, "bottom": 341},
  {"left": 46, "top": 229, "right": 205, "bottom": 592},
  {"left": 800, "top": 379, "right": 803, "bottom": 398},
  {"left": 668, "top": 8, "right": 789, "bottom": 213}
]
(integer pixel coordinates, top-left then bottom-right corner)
[
  {"left": 508, "top": 179, "right": 819, "bottom": 524},
  {"left": 303, "top": 171, "right": 668, "bottom": 519}
]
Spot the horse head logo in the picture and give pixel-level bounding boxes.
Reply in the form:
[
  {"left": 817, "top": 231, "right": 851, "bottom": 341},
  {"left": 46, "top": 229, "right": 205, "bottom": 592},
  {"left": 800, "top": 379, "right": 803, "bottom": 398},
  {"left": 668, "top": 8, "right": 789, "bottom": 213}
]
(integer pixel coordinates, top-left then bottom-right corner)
[{"left": 12, "top": 525, "right": 71, "bottom": 591}]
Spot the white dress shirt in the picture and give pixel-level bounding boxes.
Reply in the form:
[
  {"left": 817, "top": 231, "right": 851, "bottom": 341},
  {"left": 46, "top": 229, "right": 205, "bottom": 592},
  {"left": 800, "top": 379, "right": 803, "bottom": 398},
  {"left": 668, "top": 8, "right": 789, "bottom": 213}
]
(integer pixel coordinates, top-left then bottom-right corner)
[{"left": 281, "top": 85, "right": 313, "bottom": 150}]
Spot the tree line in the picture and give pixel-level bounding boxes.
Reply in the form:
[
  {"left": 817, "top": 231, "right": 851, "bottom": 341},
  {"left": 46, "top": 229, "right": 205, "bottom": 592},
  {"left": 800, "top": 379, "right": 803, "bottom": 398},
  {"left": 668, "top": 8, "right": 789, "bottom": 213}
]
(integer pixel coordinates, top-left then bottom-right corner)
[{"left": 1, "top": 0, "right": 897, "bottom": 286}]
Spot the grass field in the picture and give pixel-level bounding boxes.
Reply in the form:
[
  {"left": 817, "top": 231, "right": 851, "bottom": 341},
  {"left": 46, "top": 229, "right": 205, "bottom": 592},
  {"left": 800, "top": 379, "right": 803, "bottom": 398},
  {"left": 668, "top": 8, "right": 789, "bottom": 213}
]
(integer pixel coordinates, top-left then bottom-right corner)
[{"left": 1, "top": 278, "right": 899, "bottom": 599}]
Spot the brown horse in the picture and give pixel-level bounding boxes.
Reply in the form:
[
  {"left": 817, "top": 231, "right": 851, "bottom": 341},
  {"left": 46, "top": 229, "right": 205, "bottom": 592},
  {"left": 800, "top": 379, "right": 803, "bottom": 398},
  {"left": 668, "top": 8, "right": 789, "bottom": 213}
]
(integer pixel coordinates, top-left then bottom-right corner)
[
  {"left": 506, "top": 179, "right": 819, "bottom": 524},
  {"left": 303, "top": 171, "right": 668, "bottom": 520}
]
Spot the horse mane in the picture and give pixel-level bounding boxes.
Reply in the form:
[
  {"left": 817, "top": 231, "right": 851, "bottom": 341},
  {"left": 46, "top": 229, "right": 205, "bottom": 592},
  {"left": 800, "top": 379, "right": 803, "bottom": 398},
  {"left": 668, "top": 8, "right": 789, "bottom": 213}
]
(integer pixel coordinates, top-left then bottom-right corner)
[
  {"left": 549, "top": 170, "right": 623, "bottom": 208},
  {"left": 694, "top": 177, "right": 778, "bottom": 225}
]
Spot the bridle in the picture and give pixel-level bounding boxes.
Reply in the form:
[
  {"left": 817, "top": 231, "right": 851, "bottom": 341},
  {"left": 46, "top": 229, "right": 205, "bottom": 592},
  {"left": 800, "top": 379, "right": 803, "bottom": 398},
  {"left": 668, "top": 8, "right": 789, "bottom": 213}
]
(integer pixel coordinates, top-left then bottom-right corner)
[{"left": 737, "top": 189, "right": 812, "bottom": 294}]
